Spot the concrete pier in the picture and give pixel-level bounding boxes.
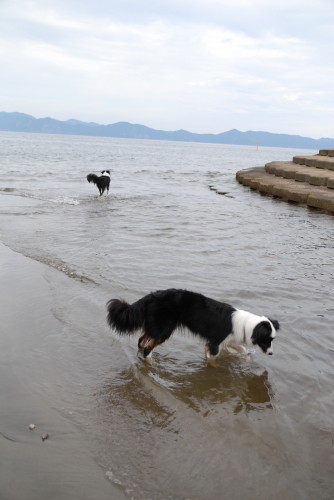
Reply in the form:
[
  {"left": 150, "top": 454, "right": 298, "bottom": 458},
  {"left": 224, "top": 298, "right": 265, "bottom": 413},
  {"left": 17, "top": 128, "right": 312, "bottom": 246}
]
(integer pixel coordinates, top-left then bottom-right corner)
[{"left": 236, "top": 150, "right": 334, "bottom": 214}]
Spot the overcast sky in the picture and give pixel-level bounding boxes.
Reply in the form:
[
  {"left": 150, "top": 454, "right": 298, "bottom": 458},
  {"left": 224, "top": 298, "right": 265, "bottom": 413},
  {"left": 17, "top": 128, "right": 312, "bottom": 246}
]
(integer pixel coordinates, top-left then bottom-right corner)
[{"left": 1, "top": 0, "right": 334, "bottom": 138}]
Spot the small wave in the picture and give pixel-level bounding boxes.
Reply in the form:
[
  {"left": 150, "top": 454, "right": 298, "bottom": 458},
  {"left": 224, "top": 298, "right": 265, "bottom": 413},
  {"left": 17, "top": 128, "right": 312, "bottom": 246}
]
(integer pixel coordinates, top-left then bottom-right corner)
[
  {"left": 0, "top": 187, "right": 15, "bottom": 192},
  {"left": 42, "top": 259, "right": 97, "bottom": 283},
  {"left": 16, "top": 192, "right": 81, "bottom": 205},
  {"left": 49, "top": 196, "right": 80, "bottom": 205},
  {"left": 16, "top": 250, "right": 98, "bottom": 284}
]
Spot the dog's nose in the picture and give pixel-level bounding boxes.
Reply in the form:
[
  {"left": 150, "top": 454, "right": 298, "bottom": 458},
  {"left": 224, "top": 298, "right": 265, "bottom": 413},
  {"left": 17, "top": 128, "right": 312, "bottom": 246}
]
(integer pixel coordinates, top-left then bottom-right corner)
[{"left": 268, "top": 352, "right": 273, "bottom": 355}]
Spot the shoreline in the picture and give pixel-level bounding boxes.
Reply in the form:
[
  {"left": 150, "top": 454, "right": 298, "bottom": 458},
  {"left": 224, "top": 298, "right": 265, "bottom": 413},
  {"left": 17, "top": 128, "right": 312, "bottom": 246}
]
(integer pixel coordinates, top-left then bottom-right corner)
[{"left": 0, "top": 242, "right": 125, "bottom": 500}]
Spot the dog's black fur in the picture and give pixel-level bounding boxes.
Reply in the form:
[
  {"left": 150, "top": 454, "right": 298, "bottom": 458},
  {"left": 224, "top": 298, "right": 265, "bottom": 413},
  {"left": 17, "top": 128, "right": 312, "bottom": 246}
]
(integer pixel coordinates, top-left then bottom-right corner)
[
  {"left": 87, "top": 170, "right": 110, "bottom": 195},
  {"left": 107, "top": 289, "right": 279, "bottom": 359}
]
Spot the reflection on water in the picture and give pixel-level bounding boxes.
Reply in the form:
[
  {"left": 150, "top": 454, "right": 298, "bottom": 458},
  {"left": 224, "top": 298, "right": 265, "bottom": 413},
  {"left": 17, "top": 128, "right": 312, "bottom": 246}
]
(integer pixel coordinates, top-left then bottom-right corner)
[
  {"left": 101, "top": 355, "right": 273, "bottom": 418},
  {"left": 144, "top": 354, "right": 273, "bottom": 415},
  {"left": 93, "top": 353, "right": 275, "bottom": 497}
]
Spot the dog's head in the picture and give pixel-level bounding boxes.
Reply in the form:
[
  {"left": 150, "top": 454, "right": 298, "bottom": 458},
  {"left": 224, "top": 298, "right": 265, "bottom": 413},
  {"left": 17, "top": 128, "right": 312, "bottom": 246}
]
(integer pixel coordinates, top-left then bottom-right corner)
[
  {"left": 101, "top": 170, "right": 110, "bottom": 176},
  {"left": 251, "top": 319, "right": 279, "bottom": 355}
]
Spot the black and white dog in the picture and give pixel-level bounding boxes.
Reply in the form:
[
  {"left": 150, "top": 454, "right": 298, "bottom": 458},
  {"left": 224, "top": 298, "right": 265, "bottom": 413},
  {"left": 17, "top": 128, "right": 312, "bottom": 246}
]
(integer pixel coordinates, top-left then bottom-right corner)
[
  {"left": 107, "top": 289, "right": 279, "bottom": 360},
  {"left": 87, "top": 170, "right": 110, "bottom": 195}
]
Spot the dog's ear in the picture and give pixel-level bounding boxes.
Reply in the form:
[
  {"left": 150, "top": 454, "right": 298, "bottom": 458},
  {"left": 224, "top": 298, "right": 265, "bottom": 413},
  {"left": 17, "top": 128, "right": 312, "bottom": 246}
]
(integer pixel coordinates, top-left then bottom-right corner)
[
  {"left": 269, "top": 319, "right": 280, "bottom": 330},
  {"left": 251, "top": 322, "right": 270, "bottom": 345}
]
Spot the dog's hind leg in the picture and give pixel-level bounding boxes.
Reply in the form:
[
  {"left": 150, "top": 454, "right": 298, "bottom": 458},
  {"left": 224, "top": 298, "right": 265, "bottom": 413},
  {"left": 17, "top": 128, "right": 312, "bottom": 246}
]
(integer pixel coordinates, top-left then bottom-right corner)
[
  {"left": 205, "top": 342, "right": 220, "bottom": 359},
  {"left": 143, "top": 338, "right": 161, "bottom": 359},
  {"left": 138, "top": 332, "right": 150, "bottom": 350},
  {"left": 142, "top": 322, "right": 175, "bottom": 359}
]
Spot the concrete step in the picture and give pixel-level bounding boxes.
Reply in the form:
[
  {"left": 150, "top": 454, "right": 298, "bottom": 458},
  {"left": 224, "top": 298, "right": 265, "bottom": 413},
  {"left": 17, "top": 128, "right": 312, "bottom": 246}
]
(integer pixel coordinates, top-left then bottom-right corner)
[
  {"left": 293, "top": 154, "right": 334, "bottom": 170},
  {"left": 265, "top": 161, "right": 334, "bottom": 188},
  {"left": 236, "top": 168, "right": 334, "bottom": 213},
  {"left": 319, "top": 149, "right": 334, "bottom": 156}
]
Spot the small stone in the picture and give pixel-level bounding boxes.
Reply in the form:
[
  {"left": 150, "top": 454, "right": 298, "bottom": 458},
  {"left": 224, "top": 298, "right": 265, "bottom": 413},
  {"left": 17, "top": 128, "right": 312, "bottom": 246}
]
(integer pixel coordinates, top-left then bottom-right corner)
[
  {"left": 28, "top": 424, "right": 35, "bottom": 430},
  {"left": 41, "top": 433, "right": 49, "bottom": 441}
]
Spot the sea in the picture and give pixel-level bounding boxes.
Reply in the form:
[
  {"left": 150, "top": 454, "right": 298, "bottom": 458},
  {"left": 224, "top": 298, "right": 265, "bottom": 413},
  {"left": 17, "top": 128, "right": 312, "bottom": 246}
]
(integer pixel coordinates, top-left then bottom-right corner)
[{"left": 1, "top": 131, "right": 334, "bottom": 499}]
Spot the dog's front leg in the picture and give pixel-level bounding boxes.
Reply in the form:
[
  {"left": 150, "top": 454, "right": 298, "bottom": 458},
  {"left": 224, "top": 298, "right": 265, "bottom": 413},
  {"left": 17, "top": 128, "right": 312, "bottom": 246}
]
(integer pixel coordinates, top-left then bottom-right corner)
[{"left": 225, "top": 342, "right": 248, "bottom": 355}]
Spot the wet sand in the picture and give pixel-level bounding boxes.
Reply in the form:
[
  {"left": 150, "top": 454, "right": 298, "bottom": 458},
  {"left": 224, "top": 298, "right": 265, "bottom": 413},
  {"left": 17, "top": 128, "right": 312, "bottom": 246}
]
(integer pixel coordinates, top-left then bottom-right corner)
[{"left": 0, "top": 242, "right": 125, "bottom": 500}]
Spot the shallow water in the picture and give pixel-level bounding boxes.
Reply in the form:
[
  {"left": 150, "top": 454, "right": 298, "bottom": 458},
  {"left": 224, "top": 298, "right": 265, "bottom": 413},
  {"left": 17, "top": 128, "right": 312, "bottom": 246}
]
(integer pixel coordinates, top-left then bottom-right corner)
[{"left": 1, "top": 131, "right": 334, "bottom": 499}]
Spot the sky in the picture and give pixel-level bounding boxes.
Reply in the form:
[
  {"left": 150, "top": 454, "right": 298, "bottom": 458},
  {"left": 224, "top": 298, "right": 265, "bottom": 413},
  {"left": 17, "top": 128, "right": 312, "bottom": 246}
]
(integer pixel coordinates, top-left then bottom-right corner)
[{"left": 1, "top": 0, "right": 334, "bottom": 138}]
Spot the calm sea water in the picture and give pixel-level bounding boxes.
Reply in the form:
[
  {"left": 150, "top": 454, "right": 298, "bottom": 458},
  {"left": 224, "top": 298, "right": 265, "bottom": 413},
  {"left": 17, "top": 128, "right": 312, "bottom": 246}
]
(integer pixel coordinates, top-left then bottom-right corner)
[{"left": 1, "top": 131, "right": 334, "bottom": 499}]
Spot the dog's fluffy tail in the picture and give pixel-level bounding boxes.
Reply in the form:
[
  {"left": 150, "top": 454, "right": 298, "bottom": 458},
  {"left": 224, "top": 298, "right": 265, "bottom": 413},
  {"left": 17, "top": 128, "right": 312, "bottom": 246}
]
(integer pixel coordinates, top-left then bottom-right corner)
[
  {"left": 107, "top": 299, "right": 144, "bottom": 334},
  {"left": 87, "top": 173, "right": 99, "bottom": 185}
]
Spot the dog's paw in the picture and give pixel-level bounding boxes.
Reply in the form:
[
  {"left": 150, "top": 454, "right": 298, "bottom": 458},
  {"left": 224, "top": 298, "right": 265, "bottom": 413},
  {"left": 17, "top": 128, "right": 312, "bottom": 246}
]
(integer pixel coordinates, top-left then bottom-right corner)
[{"left": 225, "top": 344, "right": 248, "bottom": 355}]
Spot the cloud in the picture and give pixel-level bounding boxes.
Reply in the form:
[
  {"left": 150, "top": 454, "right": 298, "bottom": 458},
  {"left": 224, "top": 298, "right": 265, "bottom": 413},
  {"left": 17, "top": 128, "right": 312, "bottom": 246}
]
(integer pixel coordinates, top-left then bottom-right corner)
[{"left": 1, "top": 0, "right": 334, "bottom": 137}]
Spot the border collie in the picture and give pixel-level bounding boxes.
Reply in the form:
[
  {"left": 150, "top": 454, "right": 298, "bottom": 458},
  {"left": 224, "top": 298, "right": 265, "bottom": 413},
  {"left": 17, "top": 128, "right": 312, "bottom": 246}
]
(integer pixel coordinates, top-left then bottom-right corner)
[
  {"left": 107, "top": 289, "right": 279, "bottom": 360},
  {"left": 87, "top": 170, "right": 110, "bottom": 195}
]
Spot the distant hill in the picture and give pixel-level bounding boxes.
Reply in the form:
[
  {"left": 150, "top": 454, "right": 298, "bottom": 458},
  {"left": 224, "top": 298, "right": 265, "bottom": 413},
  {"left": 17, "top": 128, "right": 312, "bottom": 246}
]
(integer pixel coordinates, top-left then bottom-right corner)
[{"left": 1, "top": 111, "right": 333, "bottom": 150}]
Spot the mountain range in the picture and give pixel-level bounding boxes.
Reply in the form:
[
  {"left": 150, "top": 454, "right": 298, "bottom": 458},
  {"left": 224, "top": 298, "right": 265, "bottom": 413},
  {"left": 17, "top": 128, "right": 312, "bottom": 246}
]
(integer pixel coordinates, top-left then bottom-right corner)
[{"left": 1, "top": 111, "right": 333, "bottom": 150}]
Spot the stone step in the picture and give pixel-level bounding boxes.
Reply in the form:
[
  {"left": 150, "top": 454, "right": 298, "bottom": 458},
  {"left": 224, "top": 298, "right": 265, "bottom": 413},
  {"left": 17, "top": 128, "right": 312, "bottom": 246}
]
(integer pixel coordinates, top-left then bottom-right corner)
[
  {"left": 236, "top": 168, "right": 334, "bottom": 212},
  {"left": 236, "top": 149, "right": 334, "bottom": 214},
  {"left": 265, "top": 161, "right": 334, "bottom": 188},
  {"left": 319, "top": 149, "right": 334, "bottom": 156},
  {"left": 293, "top": 154, "right": 334, "bottom": 169}
]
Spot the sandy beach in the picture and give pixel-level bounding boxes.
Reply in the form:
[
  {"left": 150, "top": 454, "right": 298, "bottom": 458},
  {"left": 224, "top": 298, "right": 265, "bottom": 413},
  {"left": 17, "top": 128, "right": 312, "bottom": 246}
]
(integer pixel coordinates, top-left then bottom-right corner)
[{"left": 0, "top": 242, "right": 125, "bottom": 500}]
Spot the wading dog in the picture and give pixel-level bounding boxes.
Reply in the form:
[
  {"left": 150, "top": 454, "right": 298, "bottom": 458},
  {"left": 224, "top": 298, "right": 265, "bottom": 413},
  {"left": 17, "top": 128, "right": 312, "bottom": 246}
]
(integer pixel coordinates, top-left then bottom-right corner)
[
  {"left": 87, "top": 170, "right": 110, "bottom": 195},
  {"left": 106, "top": 289, "right": 279, "bottom": 360}
]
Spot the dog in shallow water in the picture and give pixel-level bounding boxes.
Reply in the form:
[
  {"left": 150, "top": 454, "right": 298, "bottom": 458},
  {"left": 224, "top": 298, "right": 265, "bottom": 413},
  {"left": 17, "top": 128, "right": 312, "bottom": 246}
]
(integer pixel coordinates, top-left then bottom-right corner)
[
  {"left": 106, "top": 289, "right": 279, "bottom": 360},
  {"left": 87, "top": 170, "right": 110, "bottom": 195}
]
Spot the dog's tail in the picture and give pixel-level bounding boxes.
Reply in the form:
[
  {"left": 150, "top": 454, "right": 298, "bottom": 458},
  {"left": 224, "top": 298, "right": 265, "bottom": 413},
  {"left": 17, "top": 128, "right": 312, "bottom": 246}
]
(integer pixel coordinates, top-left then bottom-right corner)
[
  {"left": 107, "top": 298, "right": 144, "bottom": 334},
  {"left": 87, "top": 173, "right": 99, "bottom": 185}
]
